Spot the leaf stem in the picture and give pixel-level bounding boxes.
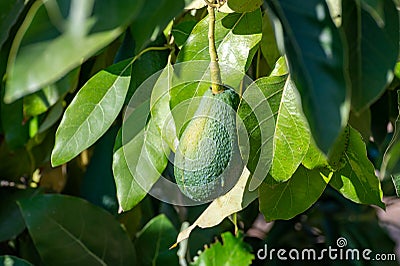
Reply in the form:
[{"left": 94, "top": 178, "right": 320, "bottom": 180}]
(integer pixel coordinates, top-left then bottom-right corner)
[{"left": 207, "top": 6, "right": 223, "bottom": 94}]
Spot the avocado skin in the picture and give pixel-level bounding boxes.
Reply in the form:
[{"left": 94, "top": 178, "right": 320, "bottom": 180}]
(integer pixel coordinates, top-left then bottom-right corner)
[{"left": 174, "top": 87, "right": 242, "bottom": 201}]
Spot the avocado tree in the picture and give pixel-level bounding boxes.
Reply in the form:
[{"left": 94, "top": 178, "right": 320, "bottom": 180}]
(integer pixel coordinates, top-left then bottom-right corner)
[{"left": 1, "top": 0, "right": 400, "bottom": 265}]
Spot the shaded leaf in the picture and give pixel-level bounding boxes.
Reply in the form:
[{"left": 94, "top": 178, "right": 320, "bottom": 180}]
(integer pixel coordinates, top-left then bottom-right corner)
[
  {"left": 191, "top": 232, "right": 254, "bottom": 266},
  {"left": 259, "top": 165, "right": 331, "bottom": 221},
  {"left": 172, "top": 20, "right": 197, "bottom": 48},
  {"left": 227, "top": 0, "right": 262, "bottom": 12},
  {"left": 342, "top": 0, "right": 399, "bottom": 112},
  {"left": 51, "top": 59, "right": 131, "bottom": 166},
  {"left": 267, "top": 0, "right": 349, "bottom": 153},
  {"left": 113, "top": 120, "right": 169, "bottom": 211},
  {"left": 0, "top": 256, "right": 33, "bottom": 266},
  {"left": 331, "top": 126, "right": 384, "bottom": 207},
  {"left": 5, "top": 0, "right": 143, "bottom": 102},
  {"left": 260, "top": 12, "right": 280, "bottom": 70},
  {"left": 18, "top": 194, "right": 136, "bottom": 265},
  {"left": 135, "top": 214, "right": 178, "bottom": 266},
  {"left": 0, "top": 0, "right": 25, "bottom": 48},
  {"left": 1, "top": 98, "right": 29, "bottom": 149},
  {"left": 382, "top": 91, "right": 400, "bottom": 195},
  {"left": 81, "top": 126, "right": 119, "bottom": 214},
  {"left": 23, "top": 68, "right": 79, "bottom": 117},
  {"left": 130, "top": 0, "right": 184, "bottom": 52},
  {"left": 0, "top": 188, "right": 40, "bottom": 242}
]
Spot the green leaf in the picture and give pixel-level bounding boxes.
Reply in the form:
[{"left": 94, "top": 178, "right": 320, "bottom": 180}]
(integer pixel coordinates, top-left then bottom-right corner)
[
  {"left": 172, "top": 20, "right": 197, "bottom": 48},
  {"left": 1, "top": 98, "right": 29, "bottom": 149},
  {"left": 270, "top": 78, "right": 311, "bottom": 182},
  {"left": 267, "top": 0, "right": 349, "bottom": 153},
  {"left": 18, "top": 194, "right": 136, "bottom": 265},
  {"left": 23, "top": 68, "right": 79, "bottom": 117},
  {"left": 302, "top": 138, "right": 328, "bottom": 170},
  {"left": 81, "top": 126, "right": 119, "bottom": 214},
  {"left": 0, "top": 256, "right": 33, "bottom": 266},
  {"left": 51, "top": 59, "right": 131, "bottom": 166},
  {"left": 0, "top": 0, "right": 25, "bottom": 48},
  {"left": 342, "top": 0, "right": 399, "bottom": 112},
  {"left": 127, "top": 45, "right": 169, "bottom": 103},
  {"left": 5, "top": 0, "right": 143, "bottom": 102},
  {"left": 177, "top": 10, "right": 262, "bottom": 86},
  {"left": 150, "top": 63, "right": 178, "bottom": 151},
  {"left": 227, "top": 0, "right": 262, "bottom": 12},
  {"left": 135, "top": 214, "right": 178, "bottom": 266},
  {"left": 259, "top": 165, "right": 331, "bottom": 221},
  {"left": 331, "top": 126, "right": 384, "bottom": 207},
  {"left": 238, "top": 76, "right": 285, "bottom": 188},
  {"left": 191, "top": 232, "right": 253, "bottom": 266},
  {"left": 260, "top": 12, "right": 280, "bottom": 70},
  {"left": 130, "top": 0, "right": 184, "bottom": 52},
  {"left": 113, "top": 120, "right": 169, "bottom": 211},
  {"left": 382, "top": 92, "right": 400, "bottom": 195},
  {"left": 0, "top": 188, "right": 39, "bottom": 242}
]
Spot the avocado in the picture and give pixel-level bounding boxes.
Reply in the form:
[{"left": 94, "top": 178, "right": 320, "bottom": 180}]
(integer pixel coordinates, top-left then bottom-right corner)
[{"left": 174, "top": 86, "right": 243, "bottom": 201}]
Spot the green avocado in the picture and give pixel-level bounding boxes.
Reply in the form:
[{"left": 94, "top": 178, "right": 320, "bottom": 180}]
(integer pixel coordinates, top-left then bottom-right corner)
[{"left": 174, "top": 86, "right": 243, "bottom": 201}]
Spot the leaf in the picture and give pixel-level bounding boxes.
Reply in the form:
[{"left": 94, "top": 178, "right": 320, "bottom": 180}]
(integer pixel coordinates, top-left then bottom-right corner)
[
  {"left": 260, "top": 12, "right": 280, "bottom": 70},
  {"left": 5, "top": 0, "right": 143, "bottom": 102},
  {"left": 135, "top": 214, "right": 178, "bottom": 266},
  {"left": 173, "top": 168, "right": 257, "bottom": 246},
  {"left": 270, "top": 78, "right": 311, "bottom": 182},
  {"left": 302, "top": 138, "right": 328, "bottom": 170},
  {"left": 0, "top": 188, "right": 40, "bottom": 242},
  {"left": 0, "top": 256, "right": 33, "bottom": 266},
  {"left": 238, "top": 76, "right": 285, "bottom": 189},
  {"left": 331, "top": 126, "right": 384, "bottom": 208},
  {"left": 150, "top": 63, "right": 178, "bottom": 151},
  {"left": 267, "top": 0, "right": 349, "bottom": 153},
  {"left": 191, "top": 232, "right": 254, "bottom": 266},
  {"left": 23, "top": 68, "right": 79, "bottom": 117},
  {"left": 172, "top": 20, "right": 197, "bottom": 48},
  {"left": 342, "top": 0, "right": 399, "bottom": 112},
  {"left": 0, "top": 0, "right": 25, "bottom": 48},
  {"left": 51, "top": 59, "right": 131, "bottom": 166},
  {"left": 130, "top": 0, "right": 184, "bottom": 52},
  {"left": 259, "top": 165, "right": 331, "bottom": 221},
  {"left": 227, "top": 0, "right": 262, "bottom": 12},
  {"left": 1, "top": 98, "right": 29, "bottom": 149},
  {"left": 382, "top": 92, "right": 400, "bottom": 195},
  {"left": 177, "top": 9, "right": 262, "bottom": 86},
  {"left": 113, "top": 120, "right": 169, "bottom": 211},
  {"left": 18, "top": 194, "right": 136, "bottom": 265},
  {"left": 81, "top": 126, "right": 119, "bottom": 214}
]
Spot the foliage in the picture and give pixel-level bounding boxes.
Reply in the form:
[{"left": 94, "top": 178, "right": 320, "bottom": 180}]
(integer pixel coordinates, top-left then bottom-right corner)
[{"left": 0, "top": 0, "right": 399, "bottom": 265}]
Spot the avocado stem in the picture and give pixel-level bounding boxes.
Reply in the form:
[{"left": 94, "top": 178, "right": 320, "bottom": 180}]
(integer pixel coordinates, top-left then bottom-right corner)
[{"left": 208, "top": 5, "right": 224, "bottom": 94}]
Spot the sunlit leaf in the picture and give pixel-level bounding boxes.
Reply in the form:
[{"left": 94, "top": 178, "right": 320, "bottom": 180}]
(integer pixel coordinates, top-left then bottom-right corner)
[
  {"left": 0, "top": 256, "right": 33, "bottom": 266},
  {"left": 113, "top": 120, "right": 169, "bottom": 211},
  {"left": 191, "top": 232, "right": 254, "bottom": 266},
  {"left": 51, "top": 59, "right": 131, "bottom": 166},
  {"left": 331, "top": 126, "right": 384, "bottom": 207}
]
